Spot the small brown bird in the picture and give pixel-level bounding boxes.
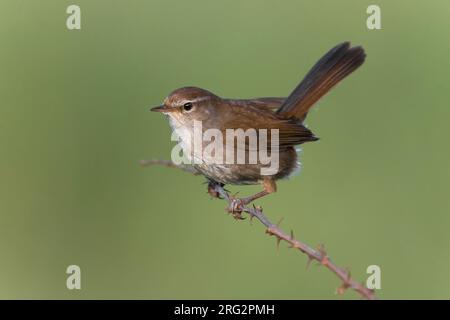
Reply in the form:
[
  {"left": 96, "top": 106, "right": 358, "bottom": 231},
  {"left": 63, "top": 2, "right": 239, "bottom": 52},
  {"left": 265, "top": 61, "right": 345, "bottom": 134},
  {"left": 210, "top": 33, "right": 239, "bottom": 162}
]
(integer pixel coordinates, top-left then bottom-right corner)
[{"left": 152, "top": 42, "right": 365, "bottom": 210}]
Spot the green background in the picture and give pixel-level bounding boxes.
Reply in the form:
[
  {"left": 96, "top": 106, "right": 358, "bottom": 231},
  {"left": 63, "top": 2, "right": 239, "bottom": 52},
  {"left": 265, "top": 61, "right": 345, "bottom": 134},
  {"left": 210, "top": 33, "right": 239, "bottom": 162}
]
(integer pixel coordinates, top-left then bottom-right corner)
[{"left": 0, "top": 0, "right": 449, "bottom": 299}]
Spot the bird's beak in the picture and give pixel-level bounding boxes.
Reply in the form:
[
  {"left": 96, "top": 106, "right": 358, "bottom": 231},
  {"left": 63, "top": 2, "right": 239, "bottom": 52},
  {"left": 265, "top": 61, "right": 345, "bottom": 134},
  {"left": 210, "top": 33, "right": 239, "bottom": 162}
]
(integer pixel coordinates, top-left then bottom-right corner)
[{"left": 150, "top": 105, "right": 177, "bottom": 113}]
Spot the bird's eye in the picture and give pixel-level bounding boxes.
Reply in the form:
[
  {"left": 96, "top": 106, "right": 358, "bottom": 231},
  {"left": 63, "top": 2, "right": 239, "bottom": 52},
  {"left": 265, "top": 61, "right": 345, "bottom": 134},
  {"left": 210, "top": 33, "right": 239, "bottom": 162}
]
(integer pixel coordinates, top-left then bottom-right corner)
[{"left": 183, "top": 102, "right": 193, "bottom": 112}]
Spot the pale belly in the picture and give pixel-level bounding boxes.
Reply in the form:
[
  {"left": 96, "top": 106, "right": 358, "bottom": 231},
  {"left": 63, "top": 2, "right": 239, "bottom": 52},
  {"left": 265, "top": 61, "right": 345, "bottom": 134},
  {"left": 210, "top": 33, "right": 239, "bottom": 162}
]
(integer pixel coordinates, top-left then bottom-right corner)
[
  {"left": 192, "top": 148, "right": 300, "bottom": 185},
  {"left": 169, "top": 118, "right": 300, "bottom": 185}
]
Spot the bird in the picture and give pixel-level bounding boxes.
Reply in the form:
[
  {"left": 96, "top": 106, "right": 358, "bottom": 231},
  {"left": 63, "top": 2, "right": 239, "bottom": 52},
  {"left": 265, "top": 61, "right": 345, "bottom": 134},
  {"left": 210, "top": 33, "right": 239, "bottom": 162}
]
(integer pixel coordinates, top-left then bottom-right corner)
[{"left": 151, "top": 42, "right": 366, "bottom": 212}]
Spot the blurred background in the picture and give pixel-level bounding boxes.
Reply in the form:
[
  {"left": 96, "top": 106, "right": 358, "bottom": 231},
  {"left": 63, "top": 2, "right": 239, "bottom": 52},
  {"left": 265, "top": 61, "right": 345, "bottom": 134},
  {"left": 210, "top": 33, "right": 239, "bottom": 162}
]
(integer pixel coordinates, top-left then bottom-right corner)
[{"left": 0, "top": 0, "right": 449, "bottom": 299}]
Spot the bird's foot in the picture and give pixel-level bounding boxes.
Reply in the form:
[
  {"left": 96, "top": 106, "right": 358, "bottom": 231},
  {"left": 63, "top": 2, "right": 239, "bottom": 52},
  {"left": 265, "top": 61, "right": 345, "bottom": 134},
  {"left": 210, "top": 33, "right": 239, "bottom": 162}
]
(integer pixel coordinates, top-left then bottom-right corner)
[
  {"left": 206, "top": 180, "right": 224, "bottom": 199},
  {"left": 226, "top": 196, "right": 246, "bottom": 220}
]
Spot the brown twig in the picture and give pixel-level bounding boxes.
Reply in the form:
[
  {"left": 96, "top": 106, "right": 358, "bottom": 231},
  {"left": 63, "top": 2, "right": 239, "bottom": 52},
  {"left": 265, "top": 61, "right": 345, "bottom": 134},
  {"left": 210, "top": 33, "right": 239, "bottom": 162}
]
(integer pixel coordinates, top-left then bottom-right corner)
[
  {"left": 140, "top": 159, "right": 201, "bottom": 175},
  {"left": 142, "top": 159, "right": 377, "bottom": 300}
]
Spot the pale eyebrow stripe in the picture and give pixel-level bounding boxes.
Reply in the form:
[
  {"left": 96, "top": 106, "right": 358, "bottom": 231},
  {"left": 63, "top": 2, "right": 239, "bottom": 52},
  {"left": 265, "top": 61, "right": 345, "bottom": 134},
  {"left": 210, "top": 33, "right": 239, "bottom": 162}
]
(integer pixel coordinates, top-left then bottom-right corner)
[
  {"left": 187, "top": 96, "right": 211, "bottom": 103},
  {"left": 167, "top": 95, "right": 212, "bottom": 106}
]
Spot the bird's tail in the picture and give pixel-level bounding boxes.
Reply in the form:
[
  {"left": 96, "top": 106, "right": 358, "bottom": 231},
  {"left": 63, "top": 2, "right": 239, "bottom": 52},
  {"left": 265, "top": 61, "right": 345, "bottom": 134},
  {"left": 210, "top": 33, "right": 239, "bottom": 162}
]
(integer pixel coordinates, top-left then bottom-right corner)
[{"left": 276, "top": 42, "right": 366, "bottom": 122}]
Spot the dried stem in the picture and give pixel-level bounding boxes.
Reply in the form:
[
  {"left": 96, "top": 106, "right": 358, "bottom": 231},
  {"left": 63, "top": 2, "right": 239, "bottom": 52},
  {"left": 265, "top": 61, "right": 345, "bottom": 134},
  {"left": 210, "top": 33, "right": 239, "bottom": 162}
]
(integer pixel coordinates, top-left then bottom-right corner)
[{"left": 142, "top": 159, "right": 377, "bottom": 300}]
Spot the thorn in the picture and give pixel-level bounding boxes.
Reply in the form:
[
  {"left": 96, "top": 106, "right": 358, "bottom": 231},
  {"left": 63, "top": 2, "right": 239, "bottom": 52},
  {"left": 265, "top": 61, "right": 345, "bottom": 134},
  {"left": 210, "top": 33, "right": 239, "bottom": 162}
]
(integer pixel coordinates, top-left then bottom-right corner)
[
  {"left": 286, "top": 230, "right": 297, "bottom": 249},
  {"left": 251, "top": 204, "right": 258, "bottom": 216},
  {"left": 335, "top": 268, "right": 352, "bottom": 296},
  {"left": 317, "top": 243, "right": 329, "bottom": 266},
  {"left": 345, "top": 267, "right": 351, "bottom": 282},
  {"left": 305, "top": 255, "right": 314, "bottom": 270},
  {"left": 336, "top": 281, "right": 351, "bottom": 296},
  {"left": 265, "top": 227, "right": 274, "bottom": 236},
  {"left": 276, "top": 217, "right": 284, "bottom": 227},
  {"left": 276, "top": 237, "right": 281, "bottom": 250},
  {"left": 317, "top": 243, "right": 327, "bottom": 256},
  {"left": 249, "top": 214, "right": 255, "bottom": 225},
  {"left": 336, "top": 285, "right": 347, "bottom": 296}
]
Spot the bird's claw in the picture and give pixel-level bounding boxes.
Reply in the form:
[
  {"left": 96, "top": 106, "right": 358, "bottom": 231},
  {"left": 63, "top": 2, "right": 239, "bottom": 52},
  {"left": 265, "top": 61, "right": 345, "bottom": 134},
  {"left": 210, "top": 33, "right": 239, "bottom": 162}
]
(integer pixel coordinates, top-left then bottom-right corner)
[
  {"left": 226, "top": 197, "right": 246, "bottom": 220},
  {"left": 207, "top": 184, "right": 222, "bottom": 199},
  {"left": 207, "top": 181, "right": 224, "bottom": 199}
]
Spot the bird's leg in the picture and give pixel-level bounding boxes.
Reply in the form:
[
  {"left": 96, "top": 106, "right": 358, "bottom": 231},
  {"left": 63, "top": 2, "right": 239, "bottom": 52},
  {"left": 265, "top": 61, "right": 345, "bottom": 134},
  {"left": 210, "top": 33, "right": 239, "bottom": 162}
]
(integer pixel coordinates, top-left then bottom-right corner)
[
  {"left": 227, "top": 178, "right": 277, "bottom": 217},
  {"left": 241, "top": 178, "right": 277, "bottom": 204},
  {"left": 206, "top": 179, "right": 225, "bottom": 199}
]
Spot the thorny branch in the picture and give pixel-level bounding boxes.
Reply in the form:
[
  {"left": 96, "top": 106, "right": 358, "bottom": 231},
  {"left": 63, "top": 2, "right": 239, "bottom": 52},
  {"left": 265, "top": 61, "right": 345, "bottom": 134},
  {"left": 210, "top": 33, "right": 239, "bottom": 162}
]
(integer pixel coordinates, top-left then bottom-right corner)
[{"left": 141, "top": 159, "right": 377, "bottom": 300}]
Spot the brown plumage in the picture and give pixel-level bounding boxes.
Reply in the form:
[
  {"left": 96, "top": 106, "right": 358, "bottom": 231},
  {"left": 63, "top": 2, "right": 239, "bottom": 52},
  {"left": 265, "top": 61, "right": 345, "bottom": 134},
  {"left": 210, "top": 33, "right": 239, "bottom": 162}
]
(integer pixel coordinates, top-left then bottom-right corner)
[{"left": 152, "top": 42, "right": 366, "bottom": 208}]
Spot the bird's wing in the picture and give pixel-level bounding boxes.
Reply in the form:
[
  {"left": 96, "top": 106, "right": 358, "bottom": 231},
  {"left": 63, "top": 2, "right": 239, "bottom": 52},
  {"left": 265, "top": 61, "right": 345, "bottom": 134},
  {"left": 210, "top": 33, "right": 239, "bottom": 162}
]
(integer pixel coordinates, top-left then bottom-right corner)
[
  {"left": 223, "top": 97, "right": 285, "bottom": 112},
  {"left": 220, "top": 103, "right": 318, "bottom": 150}
]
